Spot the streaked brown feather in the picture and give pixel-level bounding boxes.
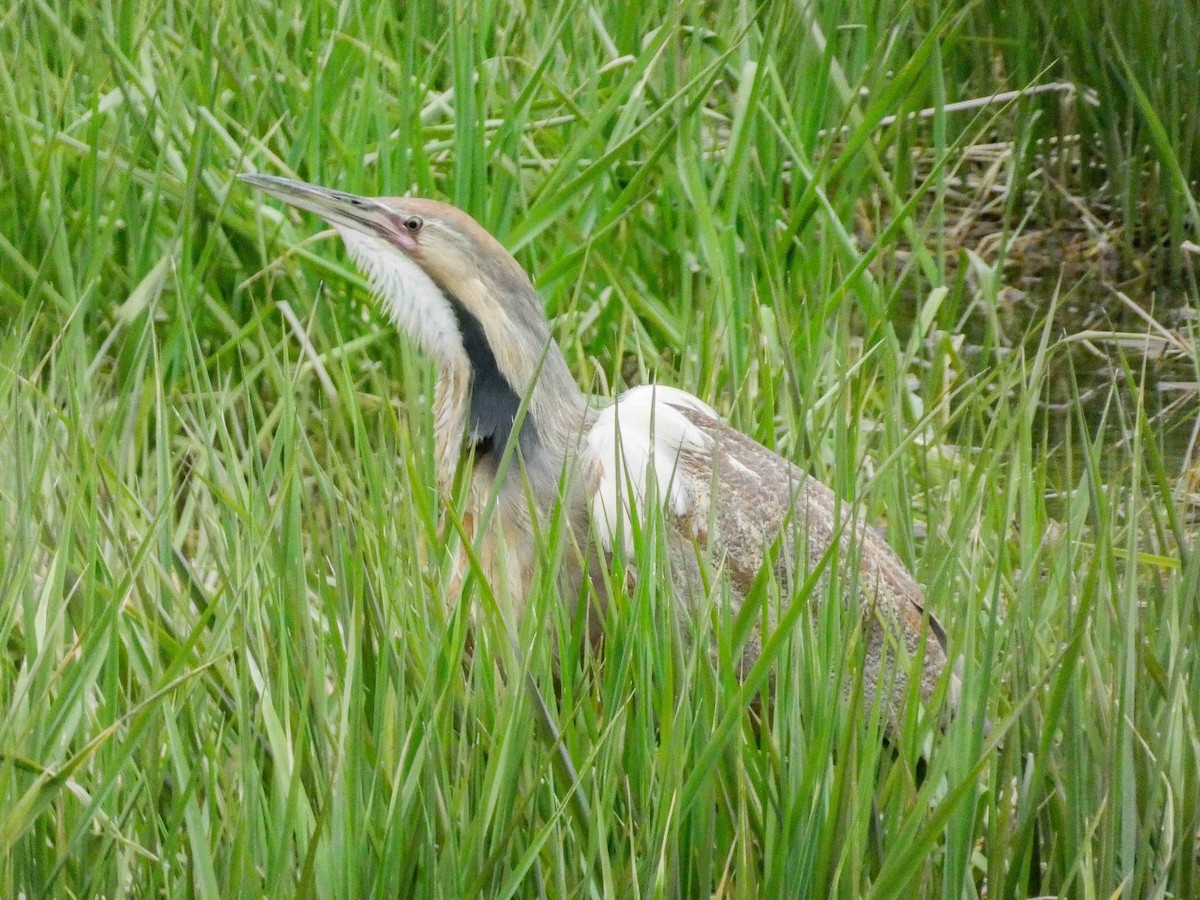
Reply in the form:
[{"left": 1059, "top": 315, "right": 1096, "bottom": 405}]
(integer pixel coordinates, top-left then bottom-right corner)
[{"left": 599, "top": 402, "right": 959, "bottom": 726}]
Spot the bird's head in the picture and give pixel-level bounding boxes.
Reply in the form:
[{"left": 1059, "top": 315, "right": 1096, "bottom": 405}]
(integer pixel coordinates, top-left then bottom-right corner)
[
  {"left": 240, "top": 173, "right": 583, "bottom": 469},
  {"left": 239, "top": 173, "right": 548, "bottom": 364}
]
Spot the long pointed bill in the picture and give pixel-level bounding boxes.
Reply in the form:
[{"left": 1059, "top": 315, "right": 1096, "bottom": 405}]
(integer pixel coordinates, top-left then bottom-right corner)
[{"left": 238, "top": 173, "right": 412, "bottom": 248}]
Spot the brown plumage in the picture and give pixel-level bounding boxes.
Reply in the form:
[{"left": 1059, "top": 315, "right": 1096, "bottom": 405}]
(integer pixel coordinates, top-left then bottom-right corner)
[{"left": 240, "top": 173, "right": 959, "bottom": 727}]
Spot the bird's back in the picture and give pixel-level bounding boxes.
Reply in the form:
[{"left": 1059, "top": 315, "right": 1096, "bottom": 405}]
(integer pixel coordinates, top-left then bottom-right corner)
[{"left": 582, "top": 386, "right": 958, "bottom": 726}]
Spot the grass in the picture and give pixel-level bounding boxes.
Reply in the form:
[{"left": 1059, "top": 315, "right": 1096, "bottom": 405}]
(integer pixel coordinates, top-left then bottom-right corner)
[{"left": 2, "top": 0, "right": 1198, "bottom": 896}]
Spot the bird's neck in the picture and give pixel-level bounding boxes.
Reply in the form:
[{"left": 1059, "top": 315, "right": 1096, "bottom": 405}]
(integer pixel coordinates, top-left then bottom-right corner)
[{"left": 432, "top": 339, "right": 587, "bottom": 494}]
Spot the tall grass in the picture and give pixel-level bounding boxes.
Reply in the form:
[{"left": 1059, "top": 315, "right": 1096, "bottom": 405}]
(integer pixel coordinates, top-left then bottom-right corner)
[
  {"left": 963, "top": 0, "right": 1200, "bottom": 269},
  {"left": 1, "top": 0, "right": 1197, "bottom": 896}
]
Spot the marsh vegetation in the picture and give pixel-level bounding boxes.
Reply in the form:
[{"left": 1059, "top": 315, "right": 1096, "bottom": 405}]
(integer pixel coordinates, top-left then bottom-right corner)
[{"left": 1, "top": 1, "right": 1197, "bottom": 896}]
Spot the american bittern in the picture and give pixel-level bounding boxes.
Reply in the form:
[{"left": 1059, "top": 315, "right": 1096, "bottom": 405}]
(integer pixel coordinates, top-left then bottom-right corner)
[{"left": 241, "top": 173, "right": 960, "bottom": 726}]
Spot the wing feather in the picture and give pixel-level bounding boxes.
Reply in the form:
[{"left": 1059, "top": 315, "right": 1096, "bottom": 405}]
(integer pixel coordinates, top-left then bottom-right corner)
[
  {"left": 582, "top": 385, "right": 716, "bottom": 556},
  {"left": 580, "top": 384, "right": 959, "bottom": 717}
]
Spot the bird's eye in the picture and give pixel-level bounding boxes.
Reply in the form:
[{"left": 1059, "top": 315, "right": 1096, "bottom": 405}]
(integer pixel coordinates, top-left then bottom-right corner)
[{"left": 403, "top": 216, "right": 423, "bottom": 233}]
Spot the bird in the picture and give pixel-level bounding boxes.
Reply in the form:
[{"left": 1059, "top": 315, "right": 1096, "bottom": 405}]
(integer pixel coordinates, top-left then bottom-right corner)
[{"left": 239, "top": 172, "right": 960, "bottom": 728}]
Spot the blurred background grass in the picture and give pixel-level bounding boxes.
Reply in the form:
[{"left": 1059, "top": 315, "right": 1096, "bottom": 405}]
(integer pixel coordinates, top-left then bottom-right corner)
[{"left": 1, "top": 0, "right": 1198, "bottom": 896}]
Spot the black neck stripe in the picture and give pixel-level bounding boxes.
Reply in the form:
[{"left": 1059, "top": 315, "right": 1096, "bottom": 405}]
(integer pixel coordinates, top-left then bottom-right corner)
[{"left": 444, "top": 295, "right": 537, "bottom": 460}]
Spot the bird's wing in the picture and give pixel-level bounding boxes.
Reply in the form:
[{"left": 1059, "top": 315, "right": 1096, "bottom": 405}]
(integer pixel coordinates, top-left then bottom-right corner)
[
  {"left": 579, "top": 382, "right": 846, "bottom": 583},
  {"left": 580, "top": 383, "right": 830, "bottom": 587},
  {"left": 579, "top": 384, "right": 958, "bottom": 711},
  {"left": 580, "top": 384, "right": 717, "bottom": 558}
]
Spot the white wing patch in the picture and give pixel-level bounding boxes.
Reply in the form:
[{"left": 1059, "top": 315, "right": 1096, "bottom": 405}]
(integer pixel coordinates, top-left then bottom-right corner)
[
  {"left": 338, "top": 229, "right": 463, "bottom": 363},
  {"left": 585, "top": 385, "right": 717, "bottom": 555}
]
